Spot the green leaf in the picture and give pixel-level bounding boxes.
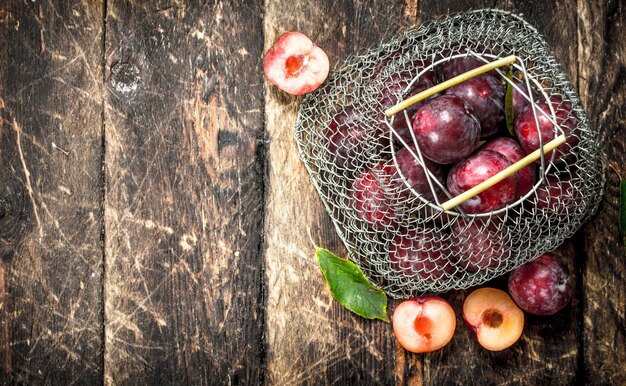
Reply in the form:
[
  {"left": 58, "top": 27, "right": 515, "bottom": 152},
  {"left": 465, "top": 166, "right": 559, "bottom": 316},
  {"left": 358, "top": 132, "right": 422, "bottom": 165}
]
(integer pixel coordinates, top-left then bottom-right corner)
[
  {"left": 316, "top": 247, "right": 389, "bottom": 322},
  {"left": 505, "top": 66, "right": 515, "bottom": 136}
]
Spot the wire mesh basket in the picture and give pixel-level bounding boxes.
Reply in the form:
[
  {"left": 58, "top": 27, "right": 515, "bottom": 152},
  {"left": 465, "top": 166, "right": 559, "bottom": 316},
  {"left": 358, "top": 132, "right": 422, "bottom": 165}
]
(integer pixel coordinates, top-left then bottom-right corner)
[{"left": 295, "top": 9, "right": 605, "bottom": 299}]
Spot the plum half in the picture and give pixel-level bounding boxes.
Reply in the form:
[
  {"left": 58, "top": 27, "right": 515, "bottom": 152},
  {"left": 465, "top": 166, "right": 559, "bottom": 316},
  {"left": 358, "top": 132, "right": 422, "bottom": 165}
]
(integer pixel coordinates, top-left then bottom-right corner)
[
  {"left": 393, "top": 296, "right": 456, "bottom": 353},
  {"left": 463, "top": 288, "right": 524, "bottom": 351},
  {"left": 264, "top": 31, "right": 330, "bottom": 95}
]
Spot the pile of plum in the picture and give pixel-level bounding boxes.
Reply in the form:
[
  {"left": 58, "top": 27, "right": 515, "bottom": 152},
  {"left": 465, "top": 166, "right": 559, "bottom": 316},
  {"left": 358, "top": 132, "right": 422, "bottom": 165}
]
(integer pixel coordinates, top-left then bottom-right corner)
[
  {"left": 325, "top": 52, "right": 582, "bottom": 281},
  {"left": 327, "top": 53, "right": 580, "bottom": 222}
]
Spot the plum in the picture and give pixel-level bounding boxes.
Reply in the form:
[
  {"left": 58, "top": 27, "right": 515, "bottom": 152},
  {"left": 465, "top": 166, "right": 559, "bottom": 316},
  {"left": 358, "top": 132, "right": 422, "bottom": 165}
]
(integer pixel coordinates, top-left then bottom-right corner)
[
  {"left": 463, "top": 288, "right": 524, "bottom": 351},
  {"left": 392, "top": 147, "right": 445, "bottom": 201},
  {"left": 393, "top": 296, "right": 456, "bottom": 353},
  {"left": 450, "top": 218, "right": 511, "bottom": 272},
  {"left": 534, "top": 173, "right": 581, "bottom": 213},
  {"left": 437, "top": 51, "right": 495, "bottom": 82},
  {"left": 514, "top": 95, "right": 579, "bottom": 162},
  {"left": 446, "top": 150, "right": 519, "bottom": 214},
  {"left": 263, "top": 32, "right": 329, "bottom": 95},
  {"left": 481, "top": 137, "right": 537, "bottom": 197},
  {"left": 350, "top": 148, "right": 446, "bottom": 228},
  {"left": 445, "top": 73, "right": 505, "bottom": 137},
  {"left": 389, "top": 230, "right": 453, "bottom": 281},
  {"left": 508, "top": 252, "right": 574, "bottom": 315},
  {"left": 411, "top": 95, "right": 481, "bottom": 164},
  {"left": 327, "top": 106, "right": 384, "bottom": 170},
  {"left": 388, "top": 76, "right": 439, "bottom": 145},
  {"left": 511, "top": 80, "right": 540, "bottom": 118},
  {"left": 351, "top": 162, "right": 399, "bottom": 228}
]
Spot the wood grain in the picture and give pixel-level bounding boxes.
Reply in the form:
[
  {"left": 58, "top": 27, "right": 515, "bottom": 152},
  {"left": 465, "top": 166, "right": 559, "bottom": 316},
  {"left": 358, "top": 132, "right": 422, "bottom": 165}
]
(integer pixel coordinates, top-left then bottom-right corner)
[
  {"left": 0, "top": 0, "right": 623, "bottom": 384},
  {"left": 262, "top": 1, "right": 416, "bottom": 385},
  {"left": 417, "top": 2, "right": 583, "bottom": 385},
  {"left": 578, "top": 0, "right": 626, "bottom": 384},
  {"left": 103, "top": 0, "right": 266, "bottom": 384},
  {"left": 0, "top": 1, "right": 104, "bottom": 384}
]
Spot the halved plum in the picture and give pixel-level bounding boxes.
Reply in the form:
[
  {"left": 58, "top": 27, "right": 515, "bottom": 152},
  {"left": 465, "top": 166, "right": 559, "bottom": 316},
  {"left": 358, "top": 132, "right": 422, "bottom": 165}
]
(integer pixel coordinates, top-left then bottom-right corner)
[{"left": 264, "top": 32, "right": 330, "bottom": 95}]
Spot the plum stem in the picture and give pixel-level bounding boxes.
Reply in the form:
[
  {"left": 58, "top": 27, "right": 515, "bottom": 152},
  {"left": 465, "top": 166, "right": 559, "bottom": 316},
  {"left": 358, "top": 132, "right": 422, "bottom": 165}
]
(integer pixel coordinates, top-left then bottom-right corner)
[
  {"left": 384, "top": 55, "right": 517, "bottom": 117},
  {"left": 440, "top": 134, "right": 567, "bottom": 211}
]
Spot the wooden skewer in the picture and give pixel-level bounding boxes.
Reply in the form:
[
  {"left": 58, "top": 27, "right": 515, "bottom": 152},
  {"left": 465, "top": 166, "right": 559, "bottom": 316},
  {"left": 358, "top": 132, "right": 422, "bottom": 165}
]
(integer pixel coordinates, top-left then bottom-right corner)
[
  {"left": 384, "top": 55, "right": 518, "bottom": 117},
  {"left": 440, "top": 134, "right": 567, "bottom": 212}
]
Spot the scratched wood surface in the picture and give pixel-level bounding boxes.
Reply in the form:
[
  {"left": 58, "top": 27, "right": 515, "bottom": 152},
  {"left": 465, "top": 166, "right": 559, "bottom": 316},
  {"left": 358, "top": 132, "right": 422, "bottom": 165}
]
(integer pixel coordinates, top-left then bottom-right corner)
[
  {"left": 1, "top": 0, "right": 625, "bottom": 385},
  {"left": 578, "top": 0, "right": 626, "bottom": 384},
  {"left": 0, "top": 1, "right": 105, "bottom": 385},
  {"left": 103, "top": 0, "right": 266, "bottom": 384}
]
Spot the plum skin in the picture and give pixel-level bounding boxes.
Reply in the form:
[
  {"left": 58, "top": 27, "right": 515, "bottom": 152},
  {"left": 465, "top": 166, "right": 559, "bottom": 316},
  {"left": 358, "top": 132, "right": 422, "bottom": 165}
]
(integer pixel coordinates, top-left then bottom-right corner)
[
  {"left": 437, "top": 52, "right": 495, "bottom": 82},
  {"left": 351, "top": 162, "right": 399, "bottom": 228},
  {"left": 511, "top": 80, "right": 539, "bottom": 118},
  {"left": 385, "top": 75, "right": 439, "bottom": 145},
  {"left": 393, "top": 147, "right": 445, "bottom": 201},
  {"left": 350, "top": 150, "right": 446, "bottom": 228},
  {"left": 514, "top": 95, "right": 579, "bottom": 162},
  {"left": 327, "top": 106, "right": 384, "bottom": 171},
  {"left": 508, "top": 252, "right": 574, "bottom": 315},
  {"left": 411, "top": 95, "right": 481, "bottom": 165},
  {"left": 450, "top": 219, "right": 511, "bottom": 272},
  {"left": 534, "top": 173, "right": 581, "bottom": 214},
  {"left": 446, "top": 149, "right": 519, "bottom": 214},
  {"left": 481, "top": 137, "right": 537, "bottom": 197},
  {"left": 445, "top": 73, "right": 505, "bottom": 137}
]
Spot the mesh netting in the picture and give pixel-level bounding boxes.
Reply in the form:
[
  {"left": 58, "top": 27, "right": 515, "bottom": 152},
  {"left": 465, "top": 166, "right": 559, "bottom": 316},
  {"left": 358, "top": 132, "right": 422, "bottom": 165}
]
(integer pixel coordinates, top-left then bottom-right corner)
[{"left": 294, "top": 9, "right": 605, "bottom": 299}]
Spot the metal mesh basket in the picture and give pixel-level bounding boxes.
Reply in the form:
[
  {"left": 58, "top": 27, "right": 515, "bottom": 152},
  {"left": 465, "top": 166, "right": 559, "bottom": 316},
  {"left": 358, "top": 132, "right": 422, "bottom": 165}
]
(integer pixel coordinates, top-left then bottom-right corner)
[{"left": 295, "top": 9, "right": 605, "bottom": 299}]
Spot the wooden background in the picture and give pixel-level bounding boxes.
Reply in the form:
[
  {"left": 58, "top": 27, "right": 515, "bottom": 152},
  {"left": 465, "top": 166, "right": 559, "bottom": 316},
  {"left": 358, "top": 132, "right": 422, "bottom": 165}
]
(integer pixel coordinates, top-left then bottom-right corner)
[{"left": 1, "top": 0, "right": 624, "bottom": 385}]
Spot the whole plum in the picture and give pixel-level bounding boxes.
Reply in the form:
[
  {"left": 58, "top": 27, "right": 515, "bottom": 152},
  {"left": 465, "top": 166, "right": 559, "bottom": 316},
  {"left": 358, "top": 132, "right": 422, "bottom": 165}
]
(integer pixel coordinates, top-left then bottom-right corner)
[
  {"left": 445, "top": 74, "right": 505, "bottom": 137},
  {"left": 411, "top": 95, "right": 481, "bottom": 165},
  {"left": 508, "top": 252, "right": 574, "bottom": 315},
  {"left": 446, "top": 150, "right": 519, "bottom": 214}
]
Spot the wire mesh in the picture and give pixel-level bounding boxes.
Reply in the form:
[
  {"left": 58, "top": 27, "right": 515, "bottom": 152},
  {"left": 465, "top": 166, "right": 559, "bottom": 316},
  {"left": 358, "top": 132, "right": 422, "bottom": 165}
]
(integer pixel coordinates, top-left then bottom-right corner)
[{"left": 294, "top": 9, "right": 605, "bottom": 299}]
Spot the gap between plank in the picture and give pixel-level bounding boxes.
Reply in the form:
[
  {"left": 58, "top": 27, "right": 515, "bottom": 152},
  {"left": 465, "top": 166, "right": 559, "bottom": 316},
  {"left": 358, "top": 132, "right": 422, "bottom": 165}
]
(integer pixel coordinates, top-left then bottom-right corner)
[{"left": 100, "top": 0, "right": 108, "bottom": 384}]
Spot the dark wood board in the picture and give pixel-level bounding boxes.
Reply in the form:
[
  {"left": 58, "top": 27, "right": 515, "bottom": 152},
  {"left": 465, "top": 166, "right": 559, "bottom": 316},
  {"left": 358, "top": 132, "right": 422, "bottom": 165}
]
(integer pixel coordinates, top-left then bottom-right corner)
[
  {"left": 263, "top": 1, "right": 416, "bottom": 385},
  {"left": 578, "top": 0, "right": 626, "bottom": 384},
  {"left": 102, "top": 0, "right": 266, "bottom": 384},
  {"left": 0, "top": 1, "right": 104, "bottom": 385},
  {"left": 0, "top": 0, "right": 623, "bottom": 384}
]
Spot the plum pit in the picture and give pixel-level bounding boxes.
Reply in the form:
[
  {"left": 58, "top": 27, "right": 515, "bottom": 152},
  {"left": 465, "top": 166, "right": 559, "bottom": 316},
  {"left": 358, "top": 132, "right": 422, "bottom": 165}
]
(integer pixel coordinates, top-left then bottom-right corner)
[
  {"left": 482, "top": 309, "right": 503, "bottom": 328},
  {"left": 285, "top": 55, "right": 306, "bottom": 77}
]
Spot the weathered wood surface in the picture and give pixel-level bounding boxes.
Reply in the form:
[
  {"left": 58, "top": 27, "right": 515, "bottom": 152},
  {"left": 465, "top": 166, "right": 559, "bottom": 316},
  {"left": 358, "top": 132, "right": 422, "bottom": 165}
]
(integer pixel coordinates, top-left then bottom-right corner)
[
  {"left": 103, "top": 0, "right": 265, "bottom": 384},
  {"left": 578, "top": 0, "right": 626, "bottom": 384},
  {"left": 0, "top": 0, "right": 624, "bottom": 385},
  {"left": 0, "top": 1, "right": 104, "bottom": 385}
]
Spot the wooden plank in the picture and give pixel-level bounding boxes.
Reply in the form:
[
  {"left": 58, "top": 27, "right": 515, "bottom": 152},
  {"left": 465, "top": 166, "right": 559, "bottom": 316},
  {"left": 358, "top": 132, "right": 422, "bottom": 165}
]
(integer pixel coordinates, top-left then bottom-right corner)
[
  {"left": 103, "top": 1, "right": 266, "bottom": 384},
  {"left": 262, "top": 1, "right": 416, "bottom": 385},
  {"left": 578, "top": 0, "right": 626, "bottom": 383},
  {"left": 0, "top": 2, "right": 104, "bottom": 384},
  {"left": 417, "top": 1, "right": 583, "bottom": 384}
]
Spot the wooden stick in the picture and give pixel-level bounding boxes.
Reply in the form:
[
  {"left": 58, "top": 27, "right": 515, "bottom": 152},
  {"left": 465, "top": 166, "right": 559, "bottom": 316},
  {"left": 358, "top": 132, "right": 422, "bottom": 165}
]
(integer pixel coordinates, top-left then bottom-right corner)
[
  {"left": 440, "top": 134, "right": 567, "bottom": 212},
  {"left": 384, "top": 55, "right": 518, "bottom": 117}
]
